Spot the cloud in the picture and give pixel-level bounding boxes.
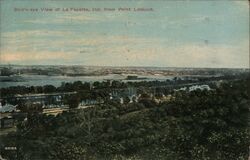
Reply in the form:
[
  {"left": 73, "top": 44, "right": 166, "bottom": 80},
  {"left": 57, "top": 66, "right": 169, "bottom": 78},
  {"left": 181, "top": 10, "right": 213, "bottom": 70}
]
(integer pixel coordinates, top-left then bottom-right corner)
[
  {"left": 0, "top": 51, "right": 74, "bottom": 63},
  {"left": 1, "top": 30, "right": 75, "bottom": 51},
  {"left": 165, "top": 44, "right": 248, "bottom": 68},
  {"left": 22, "top": 12, "right": 125, "bottom": 25},
  {"left": 1, "top": 33, "right": 249, "bottom": 68},
  {"left": 23, "top": 19, "right": 52, "bottom": 24},
  {"left": 1, "top": 42, "right": 248, "bottom": 68},
  {"left": 234, "top": 0, "right": 249, "bottom": 8},
  {"left": 86, "top": 41, "right": 249, "bottom": 68},
  {"left": 2, "top": 30, "right": 72, "bottom": 38},
  {"left": 1, "top": 31, "right": 248, "bottom": 68},
  {"left": 1, "top": 33, "right": 167, "bottom": 53}
]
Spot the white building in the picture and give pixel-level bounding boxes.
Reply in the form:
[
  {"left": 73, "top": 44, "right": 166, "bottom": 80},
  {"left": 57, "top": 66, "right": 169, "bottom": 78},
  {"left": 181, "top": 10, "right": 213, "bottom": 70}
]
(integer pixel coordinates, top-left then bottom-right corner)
[{"left": 189, "top": 85, "right": 211, "bottom": 91}]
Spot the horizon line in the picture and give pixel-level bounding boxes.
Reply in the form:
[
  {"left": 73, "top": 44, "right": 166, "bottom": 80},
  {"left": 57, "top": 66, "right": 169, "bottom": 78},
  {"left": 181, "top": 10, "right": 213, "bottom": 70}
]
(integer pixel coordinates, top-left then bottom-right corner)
[{"left": 0, "top": 64, "right": 249, "bottom": 70}]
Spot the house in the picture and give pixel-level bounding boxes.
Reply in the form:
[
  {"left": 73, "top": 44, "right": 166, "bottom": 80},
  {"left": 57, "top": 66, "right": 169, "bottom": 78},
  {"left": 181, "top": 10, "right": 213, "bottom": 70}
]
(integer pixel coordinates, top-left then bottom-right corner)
[
  {"left": 189, "top": 85, "right": 211, "bottom": 91},
  {"left": 0, "top": 117, "right": 14, "bottom": 129},
  {"left": 0, "top": 103, "right": 17, "bottom": 113}
]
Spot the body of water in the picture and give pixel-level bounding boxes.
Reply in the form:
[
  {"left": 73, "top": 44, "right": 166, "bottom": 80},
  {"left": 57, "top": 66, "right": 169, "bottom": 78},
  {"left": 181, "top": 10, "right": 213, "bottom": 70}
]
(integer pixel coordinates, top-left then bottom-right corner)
[{"left": 0, "top": 74, "right": 173, "bottom": 88}]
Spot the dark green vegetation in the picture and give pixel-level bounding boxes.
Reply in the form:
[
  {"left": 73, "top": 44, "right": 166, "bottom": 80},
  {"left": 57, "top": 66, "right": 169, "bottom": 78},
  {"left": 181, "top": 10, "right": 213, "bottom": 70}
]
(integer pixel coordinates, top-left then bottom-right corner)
[
  {"left": 1, "top": 72, "right": 248, "bottom": 98},
  {"left": 1, "top": 78, "right": 249, "bottom": 160}
]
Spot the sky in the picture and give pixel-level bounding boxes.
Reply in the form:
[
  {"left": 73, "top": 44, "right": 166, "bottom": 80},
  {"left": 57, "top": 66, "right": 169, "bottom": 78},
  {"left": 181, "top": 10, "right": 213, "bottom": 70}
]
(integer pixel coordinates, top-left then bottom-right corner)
[{"left": 0, "top": 0, "right": 249, "bottom": 68}]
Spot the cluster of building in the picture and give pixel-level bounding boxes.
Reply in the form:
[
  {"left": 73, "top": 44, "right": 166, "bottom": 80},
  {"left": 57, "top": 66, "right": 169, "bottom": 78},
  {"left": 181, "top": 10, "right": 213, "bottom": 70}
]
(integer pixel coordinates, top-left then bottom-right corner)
[
  {"left": 0, "top": 103, "right": 17, "bottom": 129},
  {"left": 175, "top": 84, "right": 211, "bottom": 92},
  {"left": 0, "top": 84, "right": 213, "bottom": 129},
  {"left": 0, "top": 92, "right": 76, "bottom": 129}
]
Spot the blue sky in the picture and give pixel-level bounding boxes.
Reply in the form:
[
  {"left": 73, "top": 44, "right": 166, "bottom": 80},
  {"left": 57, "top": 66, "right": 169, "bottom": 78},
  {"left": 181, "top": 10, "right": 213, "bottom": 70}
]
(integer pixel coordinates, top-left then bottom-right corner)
[{"left": 0, "top": 0, "right": 249, "bottom": 68}]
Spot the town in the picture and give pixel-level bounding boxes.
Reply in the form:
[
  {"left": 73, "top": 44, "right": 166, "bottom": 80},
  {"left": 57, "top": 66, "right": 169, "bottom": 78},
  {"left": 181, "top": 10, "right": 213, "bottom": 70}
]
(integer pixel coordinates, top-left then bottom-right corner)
[
  {"left": 0, "top": 66, "right": 248, "bottom": 130},
  {"left": 0, "top": 68, "right": 249, "bottom": 159}
]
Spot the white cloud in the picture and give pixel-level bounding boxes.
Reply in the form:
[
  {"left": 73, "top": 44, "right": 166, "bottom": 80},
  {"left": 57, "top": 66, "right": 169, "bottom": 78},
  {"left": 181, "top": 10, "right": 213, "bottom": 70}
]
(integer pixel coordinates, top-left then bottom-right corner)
[
  {"left": 86, "top": 41, "right": 249, "bottom": 68},
  {"left": 2, "top": 30, "right": 72, "bottom": 39},
  {"left": 1, "top": 31, "right": 248, "bottom": 68},
  {"left": 22, "top": 12, "right": 126, "bottom": 25},
  {"left": 234, "top": 0, "right": 249, "bottom": 8},
  {"left": 0, "top": 51, "right": 74, "bottom": 63}
]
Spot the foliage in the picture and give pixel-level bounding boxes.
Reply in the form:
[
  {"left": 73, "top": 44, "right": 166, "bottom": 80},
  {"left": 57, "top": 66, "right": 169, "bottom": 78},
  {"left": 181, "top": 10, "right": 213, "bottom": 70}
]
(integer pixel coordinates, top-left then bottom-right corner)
[{"left": 1, "top": 78, "right": 249, "bottom": 160}]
